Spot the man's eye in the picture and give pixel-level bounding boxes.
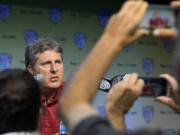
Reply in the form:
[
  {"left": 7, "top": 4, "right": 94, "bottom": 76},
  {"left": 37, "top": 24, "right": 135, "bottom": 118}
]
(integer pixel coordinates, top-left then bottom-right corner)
[
  {"left": 56, "top": 61, "right": 62, "bottom": 64},
  {"left": 42, "top": 62, "right": 50, "bottom": 66}
]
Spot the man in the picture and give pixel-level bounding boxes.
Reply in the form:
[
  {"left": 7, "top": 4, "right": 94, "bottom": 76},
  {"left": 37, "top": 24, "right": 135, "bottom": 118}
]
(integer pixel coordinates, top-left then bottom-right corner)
[
  {"left": 57, "top": 1, "right": 180, "bottom": 135},
  {"left": 25, "top": 38, "right": 65, "bottom": 135},
  {"left": 149, "top": 11, "right": 166, "bottom": 29},
  {"left": 0, "top": 69, "right": 41, "bottom": 135}
]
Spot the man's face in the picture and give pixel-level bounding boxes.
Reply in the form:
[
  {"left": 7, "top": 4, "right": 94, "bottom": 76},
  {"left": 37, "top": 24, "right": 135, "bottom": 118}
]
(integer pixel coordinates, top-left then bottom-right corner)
[
  {"left": 33, "top": 49, "right": 64, "bottom": 89},
  {"left": 154, "top": 12, "right": 160, "bottom": 19}
]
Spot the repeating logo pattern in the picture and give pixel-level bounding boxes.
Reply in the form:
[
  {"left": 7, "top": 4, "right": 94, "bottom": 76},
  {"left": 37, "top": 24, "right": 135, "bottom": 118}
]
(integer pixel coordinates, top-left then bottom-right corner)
[
  {"left": 0, "top": 4, "right": 10, "bottom": 21},
  {"left": 24, "top": 30, "right": 38, "bottom": 45},
  {"left": 97, "top": 10, "right": 110, "bottom": 27},
  {"left": 0, "top": 54, "right": 11, "bottom": 70},
  {"left": 49, "top": 7, "right": 62, "bottom": 24},
  {"left": 74, "top": 33, "right": 87, "bottom": 49},
  {"left": 142, "top": 58, "right": 154, "bottom": 75},
  {"left": 142, "top": 106, "right": 154, "bottom": 123},
  {"left": 0, "top": 3, "right": 178, "bottom": 133}
]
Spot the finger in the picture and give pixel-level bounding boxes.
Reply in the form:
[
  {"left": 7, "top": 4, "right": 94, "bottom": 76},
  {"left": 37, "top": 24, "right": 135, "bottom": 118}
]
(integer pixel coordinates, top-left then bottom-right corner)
[
  {"left": 119, "top": 1, "right": 136, "bottom": 15},
  {"left": 123, "top": 74, "right": 131, "bottom": 83},
  {"left": 136, "top": 79, "right": 145, "bottom": 96},
  {"left": 119, "top": 1, "right": 148, "bottom": 24},
  {"left": 128, "top": 73, "right": 138, "bottom": 84},
  {"left": 167, "top": 87, "right": 172, "bottom": 97},
  {"left": 133, "top": 1, "right": 148, "bottom": 24},
  {"left": 123, "top": 1, "right": 148, "bottom": 33},
  {"left": 153, "top": 28, "right": 178, "bottom": 38},
  {"left": 171, "top": 1, "right": 180, "bottom": 8},
  {"left": 155, "top": 96, "right": 172, "bottom": 106},
  {"left": 115, "top": 1, "right": 137, "bottom": 26},
  {"left": 134, "top": 1, "right": 148, "bottom": 15},
  {"left": 156, "top": 96, "right": 180, "bottom": 114},
  {"left": 128, "top": 29, "right": 149, "bottom": 43},
  {"left": 160, "top": 74, "right": 179, "bottom": 93}
]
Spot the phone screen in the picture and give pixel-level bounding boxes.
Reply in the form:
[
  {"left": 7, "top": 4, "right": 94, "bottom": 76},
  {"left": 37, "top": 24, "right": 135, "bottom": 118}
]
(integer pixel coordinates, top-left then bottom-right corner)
[
  {"left": 141, "top": 77, "right": 167, "bottom": 97},
  {"left": 139, "top": 5, "right": 176, "bottom": 30}
]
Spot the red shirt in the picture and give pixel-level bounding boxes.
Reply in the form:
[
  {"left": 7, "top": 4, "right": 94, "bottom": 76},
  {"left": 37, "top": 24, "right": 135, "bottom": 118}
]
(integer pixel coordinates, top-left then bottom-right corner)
[
  {"left": 149, "top": 18, "right": 165, "bottom": 27},
  {"left": 38, "top": 82, "right": 65, "bottom": 135}
]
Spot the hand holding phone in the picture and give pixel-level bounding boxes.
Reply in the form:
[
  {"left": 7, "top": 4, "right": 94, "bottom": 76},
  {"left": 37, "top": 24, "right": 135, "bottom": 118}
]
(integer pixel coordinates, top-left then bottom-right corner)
[{"left": 139, "top": 4, "right": 176, "bottom": 31}]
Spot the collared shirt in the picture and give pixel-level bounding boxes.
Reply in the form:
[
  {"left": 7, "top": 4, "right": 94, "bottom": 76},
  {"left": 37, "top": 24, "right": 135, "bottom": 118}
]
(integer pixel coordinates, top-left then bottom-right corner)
[
  {"left": 150, "top": 18, "right": 165, "bottom": 26},
  {"left": 38, "top": 82, "right": 65, "bottom": 135}
]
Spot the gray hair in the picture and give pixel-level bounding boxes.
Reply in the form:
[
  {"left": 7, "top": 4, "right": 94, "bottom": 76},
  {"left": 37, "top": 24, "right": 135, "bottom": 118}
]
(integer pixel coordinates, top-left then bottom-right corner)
[{"left": 25, "top": 38, "right": 63, "bottom": 69}]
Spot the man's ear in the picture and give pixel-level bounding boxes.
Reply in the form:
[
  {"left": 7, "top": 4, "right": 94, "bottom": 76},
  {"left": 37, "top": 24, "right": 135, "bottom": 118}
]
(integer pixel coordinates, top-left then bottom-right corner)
[{"left": 27, "top": 65, "right": 35, "bottom": 75}]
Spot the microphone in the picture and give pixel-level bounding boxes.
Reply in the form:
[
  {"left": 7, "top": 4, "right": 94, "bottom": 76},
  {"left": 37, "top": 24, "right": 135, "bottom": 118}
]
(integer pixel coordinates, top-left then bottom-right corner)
[{"left": 33, "top": 74, "right": 44, "bottom": 83}]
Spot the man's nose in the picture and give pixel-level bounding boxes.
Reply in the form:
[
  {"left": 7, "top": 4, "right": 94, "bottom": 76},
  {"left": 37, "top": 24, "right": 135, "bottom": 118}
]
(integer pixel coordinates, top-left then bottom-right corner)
[{"left": 50, "top": 63, "right": 57, "bottom": 72}]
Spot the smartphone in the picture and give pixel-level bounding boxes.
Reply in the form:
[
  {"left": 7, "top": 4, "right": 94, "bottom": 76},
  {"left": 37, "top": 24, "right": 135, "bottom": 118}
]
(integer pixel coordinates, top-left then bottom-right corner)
[
  {"left": 139, "top": 4, "right": 176, "bottom": 30},
  {"left": 140, "top": 77, "right": 167, "bottom": 97},
  {"left": 99, "top": 75, "right": 167, "bottom": 97}
]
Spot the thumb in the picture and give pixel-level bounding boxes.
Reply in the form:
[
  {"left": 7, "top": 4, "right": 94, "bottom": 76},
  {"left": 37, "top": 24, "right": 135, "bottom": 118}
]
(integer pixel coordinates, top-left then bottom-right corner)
[
  {"left": 156, "top": 96, "right": 180, "bottom": 114},
  {"left": 153, "top": 28, "right": 177, "bottom": 38},
  {"left": 155, "top": 96, "right": 172, "bottom": 106},
  {"left": 129, "top": 29, "right": 149, "bottom": 43}
]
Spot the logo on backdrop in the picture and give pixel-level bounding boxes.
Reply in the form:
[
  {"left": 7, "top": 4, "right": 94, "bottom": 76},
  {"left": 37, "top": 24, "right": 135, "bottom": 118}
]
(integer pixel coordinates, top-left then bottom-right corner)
[
  {"left": 74, "top": 33, "right": 87, "bottom": 49},
  {"left": 142, "top": 58, "right": 154, "bottom": 75},
  {"left": 97, "top": 10, "right": 110, "bottom": 27},
  {"left": 49, "top": 7, "right": 62, "bottom": 24},
  {"left": 124, "top": 43, "right": 133, "bottom": 52},
  {"left": 163, "top": 38, "right": 174, "bottom": 53},
  {"left": 165, "top": 129, "right": 176, "bottom": 135},
  {"left": 24, "top": 30, "right": 38, "bottom": 45},
  {"left": 142, "top": 106, "right": 154, "bottom": 123},
  {"left": 97, "top": 106, "right": 105, "bottom": 117},
  {"left": 0, "top": 4, "right": 10, "bottom": 21},
  {"left": 0, "top": 54, "right": 11, "bottom": 70}
]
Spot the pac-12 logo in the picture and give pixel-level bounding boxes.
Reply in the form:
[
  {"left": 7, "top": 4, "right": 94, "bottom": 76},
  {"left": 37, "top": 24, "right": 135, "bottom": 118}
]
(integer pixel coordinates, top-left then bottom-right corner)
[
  {"left": 49, "top": 7, "right": 62, "bottom": 24},
  {"left": 97, "top": 10, "right": 110, "bottom": 27},
  {"left": 142, "top": 106, "right": 154, "bottom": 123},
  {"left": 164, "top": 38, "right": 174, "bottom": 53},
  {"left": 142, "top": 58, "right": 154, "bottom": 75},
  {"left": 24, "top": 30, "right": 38, "bottom": 45},
  {"left": 97, "top": 106, "right": 105, "bottom": 117},
  {"left": 74, "top": 33, "right": 87, "bottom": 49},
  {"left": 124, "top": 43, "right": 133, "bottom": 52},
  {"left": 0, "top": 4, "right": 10, "bottom": 21},
  {"left": 0, "top": 54, "right": 11, "bottom": 70}
]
